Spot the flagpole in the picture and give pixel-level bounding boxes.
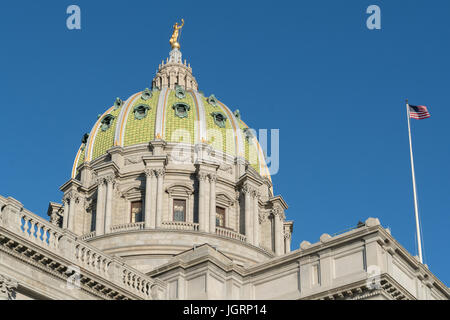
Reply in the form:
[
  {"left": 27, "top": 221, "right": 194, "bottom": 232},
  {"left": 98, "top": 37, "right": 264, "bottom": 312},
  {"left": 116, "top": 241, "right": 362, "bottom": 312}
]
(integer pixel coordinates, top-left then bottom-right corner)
[{"left": 406, "top": 99, "right": 424, "bottom": 263}]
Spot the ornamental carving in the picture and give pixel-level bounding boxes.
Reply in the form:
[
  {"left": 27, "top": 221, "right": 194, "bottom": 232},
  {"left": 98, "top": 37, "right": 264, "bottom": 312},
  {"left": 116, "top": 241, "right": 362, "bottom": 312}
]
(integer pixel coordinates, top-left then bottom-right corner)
[
  {"left": 124, "top": 156, "right": 140, "bottom": 165},
  {"left": 155, "top": 168, "right": 166, "bottom": 178},
  {"left": 104, "top": 174, "right": 116, "bottom": 184},
  {"left": 145, "top": 168, "right": 156, "bottom": 178},
  {"left": 271, "top": 206, "right": 284, "bottom": 219},
  {"left": 208, "top": 174, "right": 217, "bottom": 183},
  {"left": 197, "top": 172, "right": 208, "bottom": 181},
  {"left": 0, "top": 275, "right": 18, "bottom": 300}
]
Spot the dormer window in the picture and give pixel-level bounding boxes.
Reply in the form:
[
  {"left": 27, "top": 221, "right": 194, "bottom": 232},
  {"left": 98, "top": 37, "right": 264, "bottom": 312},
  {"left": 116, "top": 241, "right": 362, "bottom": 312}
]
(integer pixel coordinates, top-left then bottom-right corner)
[
  {"left": 133, "top": 104, "right": 150, "bottom": 120},
  {"left": 211, "top": 112, "right": 227, "bottom": 128},
  {"left": 100, "top": 114, "right": 115, "bottom": 131},
  {"left": 243, "top": 128, "right": 255, "bottom": 144},
  {"left": 175, "top": 85, "right": 186, "bottom": 99},
  {"left": 141, "top": 88, "right": 152, "bottom": 100},
  {"left": 172, "top": 102, "right": 190, "bottom": 118},
  {"left": 207, "top": 94, "right": 217, "bottom": 106}
]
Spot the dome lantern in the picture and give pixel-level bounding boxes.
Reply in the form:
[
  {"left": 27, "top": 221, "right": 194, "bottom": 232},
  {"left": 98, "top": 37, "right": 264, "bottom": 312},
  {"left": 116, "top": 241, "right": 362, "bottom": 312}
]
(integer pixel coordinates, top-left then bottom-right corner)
[{"left": 152, "top": 19, "right": 198, "bottom": 91}]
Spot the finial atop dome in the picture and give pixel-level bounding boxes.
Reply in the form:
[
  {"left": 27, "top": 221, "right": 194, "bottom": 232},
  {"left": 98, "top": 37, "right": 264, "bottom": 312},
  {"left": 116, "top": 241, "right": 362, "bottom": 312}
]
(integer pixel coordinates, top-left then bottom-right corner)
[
  {"left": 151, "top": 20, "right": 198, "bottom": 91},
  {"left": 169, "top": 19, "right": 184, "bottom": 50}
]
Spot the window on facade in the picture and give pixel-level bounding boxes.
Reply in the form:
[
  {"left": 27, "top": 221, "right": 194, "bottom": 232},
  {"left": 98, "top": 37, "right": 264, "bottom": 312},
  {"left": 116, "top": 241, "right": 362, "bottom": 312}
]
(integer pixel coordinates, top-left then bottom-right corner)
[
  {"left": 130, "top": 201, "right": 143, "bottom": 223},
  {"left": 173, "top": 199, "right": 186, "bottom": 222},
  {"left": 216, "top": 206, "right": 225, "bottom": 227},
  {"left": 90, "top": 208, "right": 96, "bottom": 232}
]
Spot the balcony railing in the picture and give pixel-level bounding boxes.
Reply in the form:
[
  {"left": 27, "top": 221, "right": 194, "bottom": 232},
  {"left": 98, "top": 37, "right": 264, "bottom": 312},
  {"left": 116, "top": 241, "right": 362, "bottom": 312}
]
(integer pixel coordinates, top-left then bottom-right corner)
[
  {"left": 0, "top": 197, "right": 165, "bottom": 300},
  {"left": 82, "top": 221, "right": 247, "bottom": 243},
  {"left": 215, "top": 226, "right": 246, "bottom": 242},
  {"left": 161, "top": 220, "right": 199, "bottom": 231},
  {"left": 111, "top": 222, "right": 145, "bottom": 233}
]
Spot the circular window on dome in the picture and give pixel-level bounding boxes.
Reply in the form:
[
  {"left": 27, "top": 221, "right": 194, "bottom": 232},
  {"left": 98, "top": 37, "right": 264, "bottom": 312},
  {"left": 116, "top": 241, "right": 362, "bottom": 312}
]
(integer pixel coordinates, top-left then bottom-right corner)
[
  {"left": 211, "top": 112, "right": 227, "bottom": 128},
  {"left": 133, "top": 104, "right": 150, "bottom": 120},
  {"left": 243, "top": 128, "right": 255, "bottom": 144},
  {"left": 100, "top": 114, "right": 115, "bottom": 131},
  {"left": 175, "top": 85, "right": 186, "bottom": 99},
  {"left": 141, "top": 88, "right": 152, "bottom": 100},
  {"left": 172, "top": 102, "right": 190, "bottom": 118},
  {"left": 207, "top": 94, "right": 217, "bottom": 107}
]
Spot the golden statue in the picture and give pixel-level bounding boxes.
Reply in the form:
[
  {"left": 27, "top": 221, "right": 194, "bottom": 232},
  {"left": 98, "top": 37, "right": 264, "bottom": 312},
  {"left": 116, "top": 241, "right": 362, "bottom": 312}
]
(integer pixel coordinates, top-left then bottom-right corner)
[{"left": 169, "top": 19, "right": 184, "bottom": 49}]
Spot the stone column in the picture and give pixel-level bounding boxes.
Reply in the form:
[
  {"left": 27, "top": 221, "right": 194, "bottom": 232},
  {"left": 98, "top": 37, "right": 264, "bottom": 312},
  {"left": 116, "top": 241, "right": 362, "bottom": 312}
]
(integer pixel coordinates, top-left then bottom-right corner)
[
  {"left": 67, "top": 192, "right": 78, "bottom": 232},
  {"left": 104, "top": 175, "right": 115, "bottom": 234},
  {"left": 197, "top": 172, "right": 208, "bottom": 232},
  {"left": 243, "top": 185, "right": 253, "bottom": 244},
  {"left": 252, "top": 190, "right": 260, "bottom": 247},
  {"left": 272, "top": 208, "right": 283, "bottom": 255},
  {"left": 155, "top": 168, "right": 165, "bottom": 228},
  {"left": 144, "top": 169, "right": 156, "bottom": 229},
  {"left": 0, "top": 275, "right": 18, "bottom": 300},
  {"left": 209, "top": 174, "right": 217, "bottom": 233},
  {"left": 95, "top": 177, "right": 106, "bottom": 236}
]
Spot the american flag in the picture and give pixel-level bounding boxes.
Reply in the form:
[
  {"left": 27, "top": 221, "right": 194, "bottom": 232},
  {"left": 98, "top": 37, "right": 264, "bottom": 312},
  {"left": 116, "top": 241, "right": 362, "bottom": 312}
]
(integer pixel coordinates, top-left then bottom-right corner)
[{"left": 408, "top": 104, "right": 431, "bottom": 120}]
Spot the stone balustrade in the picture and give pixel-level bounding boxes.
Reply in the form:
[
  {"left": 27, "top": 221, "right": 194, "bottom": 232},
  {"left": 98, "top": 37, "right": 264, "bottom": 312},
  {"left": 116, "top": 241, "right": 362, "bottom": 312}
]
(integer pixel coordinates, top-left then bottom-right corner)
[
  {"left": 80, "top": 230, "right": 96, "bottom": 241},
  {"left": 215, "top": 226, "right": 246, "bottom": 242},
  {"left": 0, "top": 196, "right": 166, "bottom": 300},
  {"left": 111, "top": 222, "right": 145, "bottom": 233},
  {"left": 161, "top": 220, "right": 199, "bottom": 231}
]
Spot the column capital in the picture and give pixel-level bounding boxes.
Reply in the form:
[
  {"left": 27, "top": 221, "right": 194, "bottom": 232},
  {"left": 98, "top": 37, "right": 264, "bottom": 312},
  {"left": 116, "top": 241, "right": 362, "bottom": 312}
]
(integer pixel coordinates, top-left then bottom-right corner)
[
  {"left": 63, "top": 191, "right": 79, "bottom": 203},
  {"left": 155, "top": 168, "right": 166, "bottom": 178},
  {"left": 271, "top": 206, "right": 284, "bottom": 219},
  {"left": 145, "top": 168, "right": 156, "bottom": 178},
  {"left": 242, "top": 185, "right": 252, "bottom": 195},
  {"left": 104, "top": 174, "right": 116, "bottom": 184},
  {"left": 208, "top": 173, "right": 217, "bottom": 183},
  {"left": 95, "top": 176, "right": 106, "bottom": 186},
  {"left": 0, "top": 275, "right": 18, "bottom": 300},
  {"left": 251, "top": 189, "right": 261, "bottom": 199},
  {"left": 197, "top": 172, "right": 208, "bottom": 181}
]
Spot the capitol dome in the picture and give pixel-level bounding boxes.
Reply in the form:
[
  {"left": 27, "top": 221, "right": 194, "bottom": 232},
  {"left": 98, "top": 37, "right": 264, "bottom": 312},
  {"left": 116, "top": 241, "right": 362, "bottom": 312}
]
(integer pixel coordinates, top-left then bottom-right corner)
[
  {"left": 56, "top": 32, "right": 291, "bottom": 273},
  {"left": 72, "top": 51, "right": 270, "bottom": 181}
]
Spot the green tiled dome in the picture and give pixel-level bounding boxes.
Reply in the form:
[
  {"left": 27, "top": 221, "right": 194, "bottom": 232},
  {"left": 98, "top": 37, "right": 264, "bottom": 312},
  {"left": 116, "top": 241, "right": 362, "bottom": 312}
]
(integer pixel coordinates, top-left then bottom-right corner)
[{"left": 71, "top": 88, "right": 270, "bottom": 180}]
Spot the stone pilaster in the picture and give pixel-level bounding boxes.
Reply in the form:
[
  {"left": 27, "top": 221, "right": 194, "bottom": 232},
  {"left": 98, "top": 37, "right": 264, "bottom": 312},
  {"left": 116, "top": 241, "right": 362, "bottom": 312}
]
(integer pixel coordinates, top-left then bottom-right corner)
[
  {"left": 243, "top": 185, "right": 253, "bottom": 244},
  {"left": 252, "top": 190, "right": 260, "bottom": 247},
  {"left": 62, "top": 197, "right": 69, "bottom": 229},
  {"left": 95, "top": 177, "right": 106, "bottom": 236},
  {"left": 0, "top": 275, "right": 18, "bottom": 300},
  {"left": 66, "top": 191, "right": 79, "bottom": 232},
  {"left": 144, "top": 169, "right": 156, "bottom": 229},
  {"left": 209, "top": 174, "right": 217, "bottom": 233},
  {"left": 104, "top": 174, "right": 115, "bottom": 234},
  {"left": 272, "top": 207, "right": 284, "bottom": 255},
  {"left": 197, "top": 172, "right": 208, "bottom": 232},
  {"left": 155, "top": 168, "right": 165, "bottom": 228}
]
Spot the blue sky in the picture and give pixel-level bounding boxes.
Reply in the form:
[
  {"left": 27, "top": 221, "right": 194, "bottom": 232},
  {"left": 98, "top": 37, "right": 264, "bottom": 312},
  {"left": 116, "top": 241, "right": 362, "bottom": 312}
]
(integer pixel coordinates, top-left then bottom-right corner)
[{"left": 1, "top": 0, "right": 449, "bottom": 284}]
